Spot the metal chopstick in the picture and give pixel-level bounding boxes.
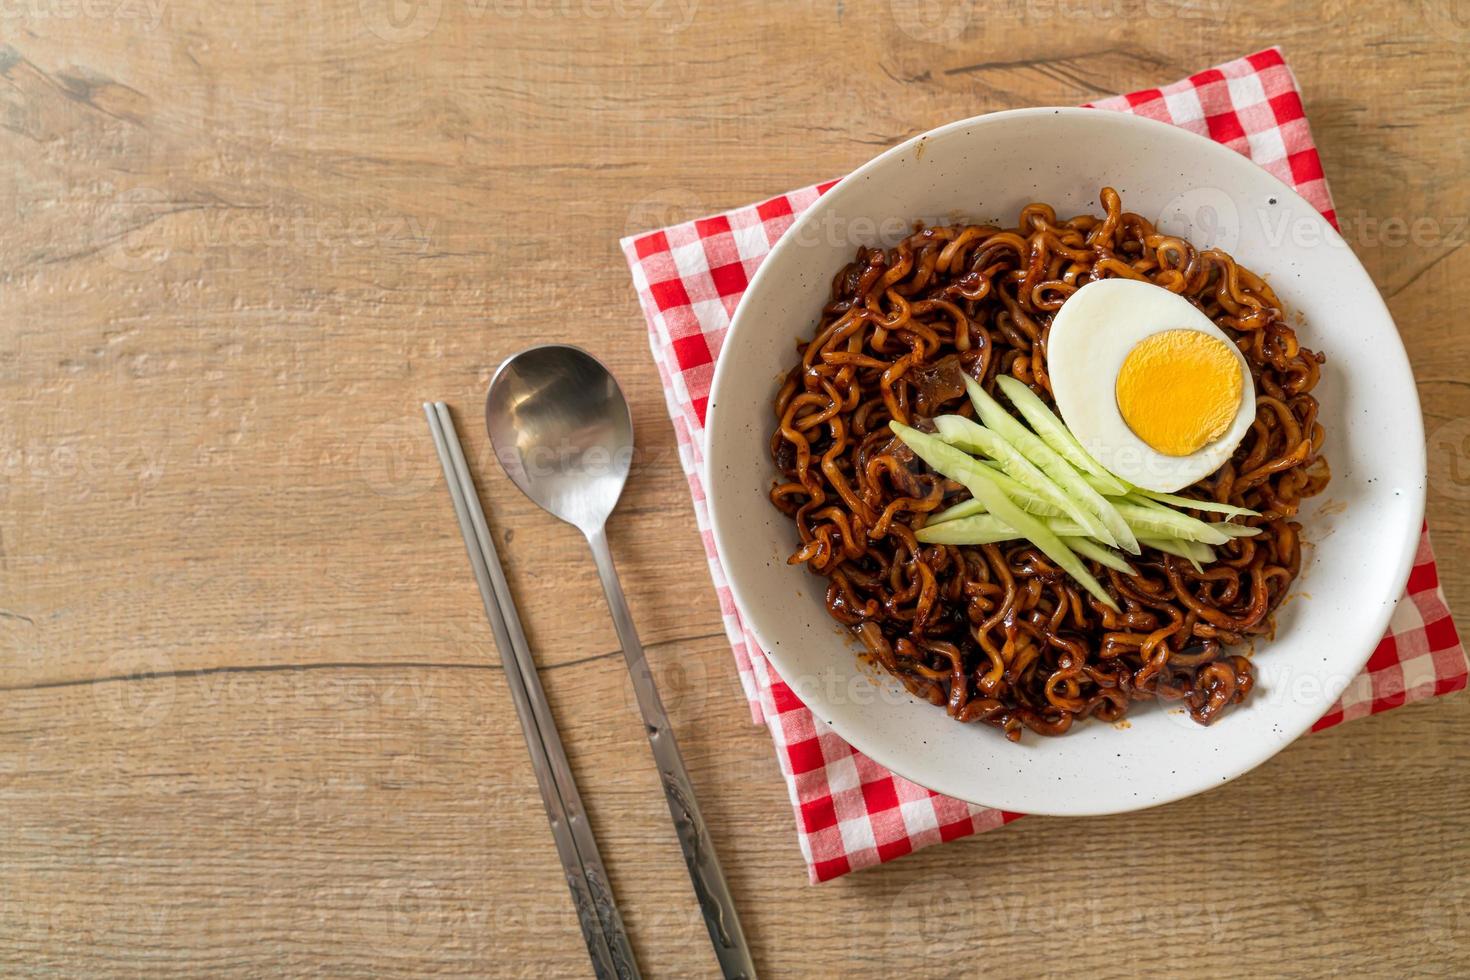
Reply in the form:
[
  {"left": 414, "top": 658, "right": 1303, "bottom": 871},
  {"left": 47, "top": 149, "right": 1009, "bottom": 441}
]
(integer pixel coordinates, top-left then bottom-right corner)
[{"left": 424, "top": 402, "right": 639, "bottom": 980}]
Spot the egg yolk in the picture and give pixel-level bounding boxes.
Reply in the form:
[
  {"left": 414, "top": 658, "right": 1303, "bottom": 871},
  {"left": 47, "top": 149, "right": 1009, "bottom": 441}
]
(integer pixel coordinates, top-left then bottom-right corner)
[{"left": 1115, "top": 329, "right": 1242, "bottom": 457}]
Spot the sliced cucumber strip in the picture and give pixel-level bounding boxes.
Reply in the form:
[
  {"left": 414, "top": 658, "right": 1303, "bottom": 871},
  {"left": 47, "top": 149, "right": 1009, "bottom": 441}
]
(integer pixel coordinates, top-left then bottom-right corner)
[
  {"left": 955, "top": 390, "right": 1139, "bottom": 554},
  {"left": 918, "top": 515, "right": 1137, "bottom": 578},
  {"left": 915, "top": 513, "right": 1019, "bottom": 545},
  {"left": 993, "top": 374, "right": 1129, "bottom": 496},
  {"left": 1060, "top": 535, "right": 1137, "bottom": 576},
  {"left": 1138, "top": 535, "right": 1214, "bottom": 573},
  {"left": 1079, "top": 471, "right": 1130, "bottom": 498},
  {"left": 1132, "top": 487, "right": 1259, "bottom": 518},
  {"left": 972, "top": 463, "right": 1066, "bottom": 516},
  {"left": 891, "top": 423, "right": 1119, "bottom": 612},
  {"left": 919, "top": 523, "right": 1138, "bottom": 585},
  {"left": 929, "top": 498, "right": 988, "bottom": 525},
  {"left": 929, "top": 457, "right": 1064, "bottom": 518},
  {"left": 934, "top": 414, "right": 1119, "bottom": 548},
  {"left": 1116, "top": 498, "right": 1231, "bottom": 545}
]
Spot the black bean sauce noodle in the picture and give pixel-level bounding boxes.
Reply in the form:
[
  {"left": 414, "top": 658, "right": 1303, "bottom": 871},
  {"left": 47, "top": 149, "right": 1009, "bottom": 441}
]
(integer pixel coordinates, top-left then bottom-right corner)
[{"left": 768, "top": 188, "right": 1329, "bottom": 740}]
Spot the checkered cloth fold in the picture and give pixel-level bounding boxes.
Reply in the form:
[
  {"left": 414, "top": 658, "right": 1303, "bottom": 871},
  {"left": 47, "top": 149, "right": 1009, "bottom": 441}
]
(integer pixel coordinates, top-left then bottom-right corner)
[{"left": 619, "top": 48, "right": 1467, "bottom": 883}]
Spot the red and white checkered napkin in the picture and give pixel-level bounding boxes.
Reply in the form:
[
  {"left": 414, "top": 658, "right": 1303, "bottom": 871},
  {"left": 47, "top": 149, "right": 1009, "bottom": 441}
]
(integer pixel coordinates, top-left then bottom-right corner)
[{"left": 620, "top": 47, "right": 1467, "bottom": 883}]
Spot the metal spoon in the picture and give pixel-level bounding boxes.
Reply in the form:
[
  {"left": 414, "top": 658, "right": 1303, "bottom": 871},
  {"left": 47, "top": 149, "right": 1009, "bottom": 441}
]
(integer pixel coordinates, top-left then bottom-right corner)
[{"left": 486, "top": 344, "right": 756, "bottom": 980}]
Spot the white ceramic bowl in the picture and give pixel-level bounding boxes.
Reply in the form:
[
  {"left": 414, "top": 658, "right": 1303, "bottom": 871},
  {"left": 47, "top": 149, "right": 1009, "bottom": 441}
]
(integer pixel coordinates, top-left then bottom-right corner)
[{"left": 704, "top": 108, "right": 1426, "bottom": 816}]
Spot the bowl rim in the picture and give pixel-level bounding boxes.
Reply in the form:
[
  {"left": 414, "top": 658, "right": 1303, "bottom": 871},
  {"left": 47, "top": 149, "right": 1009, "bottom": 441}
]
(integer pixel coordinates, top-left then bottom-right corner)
[{"left": 703, "top": 105, "right": 1427, "bottom": 816}]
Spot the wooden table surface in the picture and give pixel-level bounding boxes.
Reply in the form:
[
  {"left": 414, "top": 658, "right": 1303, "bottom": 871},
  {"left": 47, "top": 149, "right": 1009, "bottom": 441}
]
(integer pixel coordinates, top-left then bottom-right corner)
[{"left": 3, "top": 1, "right": 1469, "bottom": 975}]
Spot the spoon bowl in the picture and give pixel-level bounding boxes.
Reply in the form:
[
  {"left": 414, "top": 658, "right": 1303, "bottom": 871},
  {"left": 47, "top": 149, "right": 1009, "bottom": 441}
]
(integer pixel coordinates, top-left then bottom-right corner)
[{"left": 486, "top": 344, "right": 634, "bottom": 534}]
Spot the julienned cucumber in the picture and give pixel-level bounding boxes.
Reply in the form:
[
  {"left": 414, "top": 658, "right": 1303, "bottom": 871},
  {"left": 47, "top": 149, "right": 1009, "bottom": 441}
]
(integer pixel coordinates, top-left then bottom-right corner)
[
  {"left": 992, "top": 375, "right": 1129, "bottom": 496},
  {"left": 890, "top": 423, "right": 1120, "bottom": 612},
  {"left": 926, "top": 483, "right": 1237, "bottom": 546},
  {"left": 951, "top": 385, "right": 1140, "bottom": 554},
  {"left": 934, "top": 414, "right": 1119, "bottom": 548},
  {"left": 964, "top": 379, "right": 1134, "bottom": 555},
  {"left": 913, "top": 512, "right": 1016, "bottom": 545},
  {"left": 916, "top": 512, "right": 1218, "bottom": 574},
  {"left": 1132, "top": 487, "right": 1260, "bottom": 519},
  {"left": 887, "top": 374, "right": 1257, "bottom": 602},
  {"left": 1060, "top": 535, "right": 1138, "bottom": 575},
  {"left": 1137, "top": 535, "right": 1214, "bottom": 573},
  {"left": 1113, "top": 500, "right": 1230, "bottom": 545}
]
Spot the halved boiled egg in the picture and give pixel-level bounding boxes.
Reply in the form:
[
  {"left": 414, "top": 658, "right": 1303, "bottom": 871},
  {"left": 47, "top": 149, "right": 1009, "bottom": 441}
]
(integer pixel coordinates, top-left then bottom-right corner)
[{"left": 1046, "top": 278, "right": 1255, "bottom": 493}]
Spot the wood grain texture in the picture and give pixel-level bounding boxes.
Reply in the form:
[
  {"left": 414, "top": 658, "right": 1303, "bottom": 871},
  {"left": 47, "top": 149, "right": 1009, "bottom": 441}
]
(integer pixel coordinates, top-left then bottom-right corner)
[{"left": 2, "top": 1, "right": 1468, "bottom": 975}]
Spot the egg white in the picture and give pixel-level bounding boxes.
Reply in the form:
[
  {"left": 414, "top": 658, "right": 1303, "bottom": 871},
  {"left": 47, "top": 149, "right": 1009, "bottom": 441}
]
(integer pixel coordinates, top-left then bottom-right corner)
[{"left": 1046, "top": 278, "right": 1256, "bottom": 493}]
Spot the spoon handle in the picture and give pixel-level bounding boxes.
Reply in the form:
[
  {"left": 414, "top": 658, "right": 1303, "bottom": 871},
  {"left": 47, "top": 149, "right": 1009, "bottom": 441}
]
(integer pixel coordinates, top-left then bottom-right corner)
[{"left": 585, "top": 525, "right": 757, "bottom": 980}]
